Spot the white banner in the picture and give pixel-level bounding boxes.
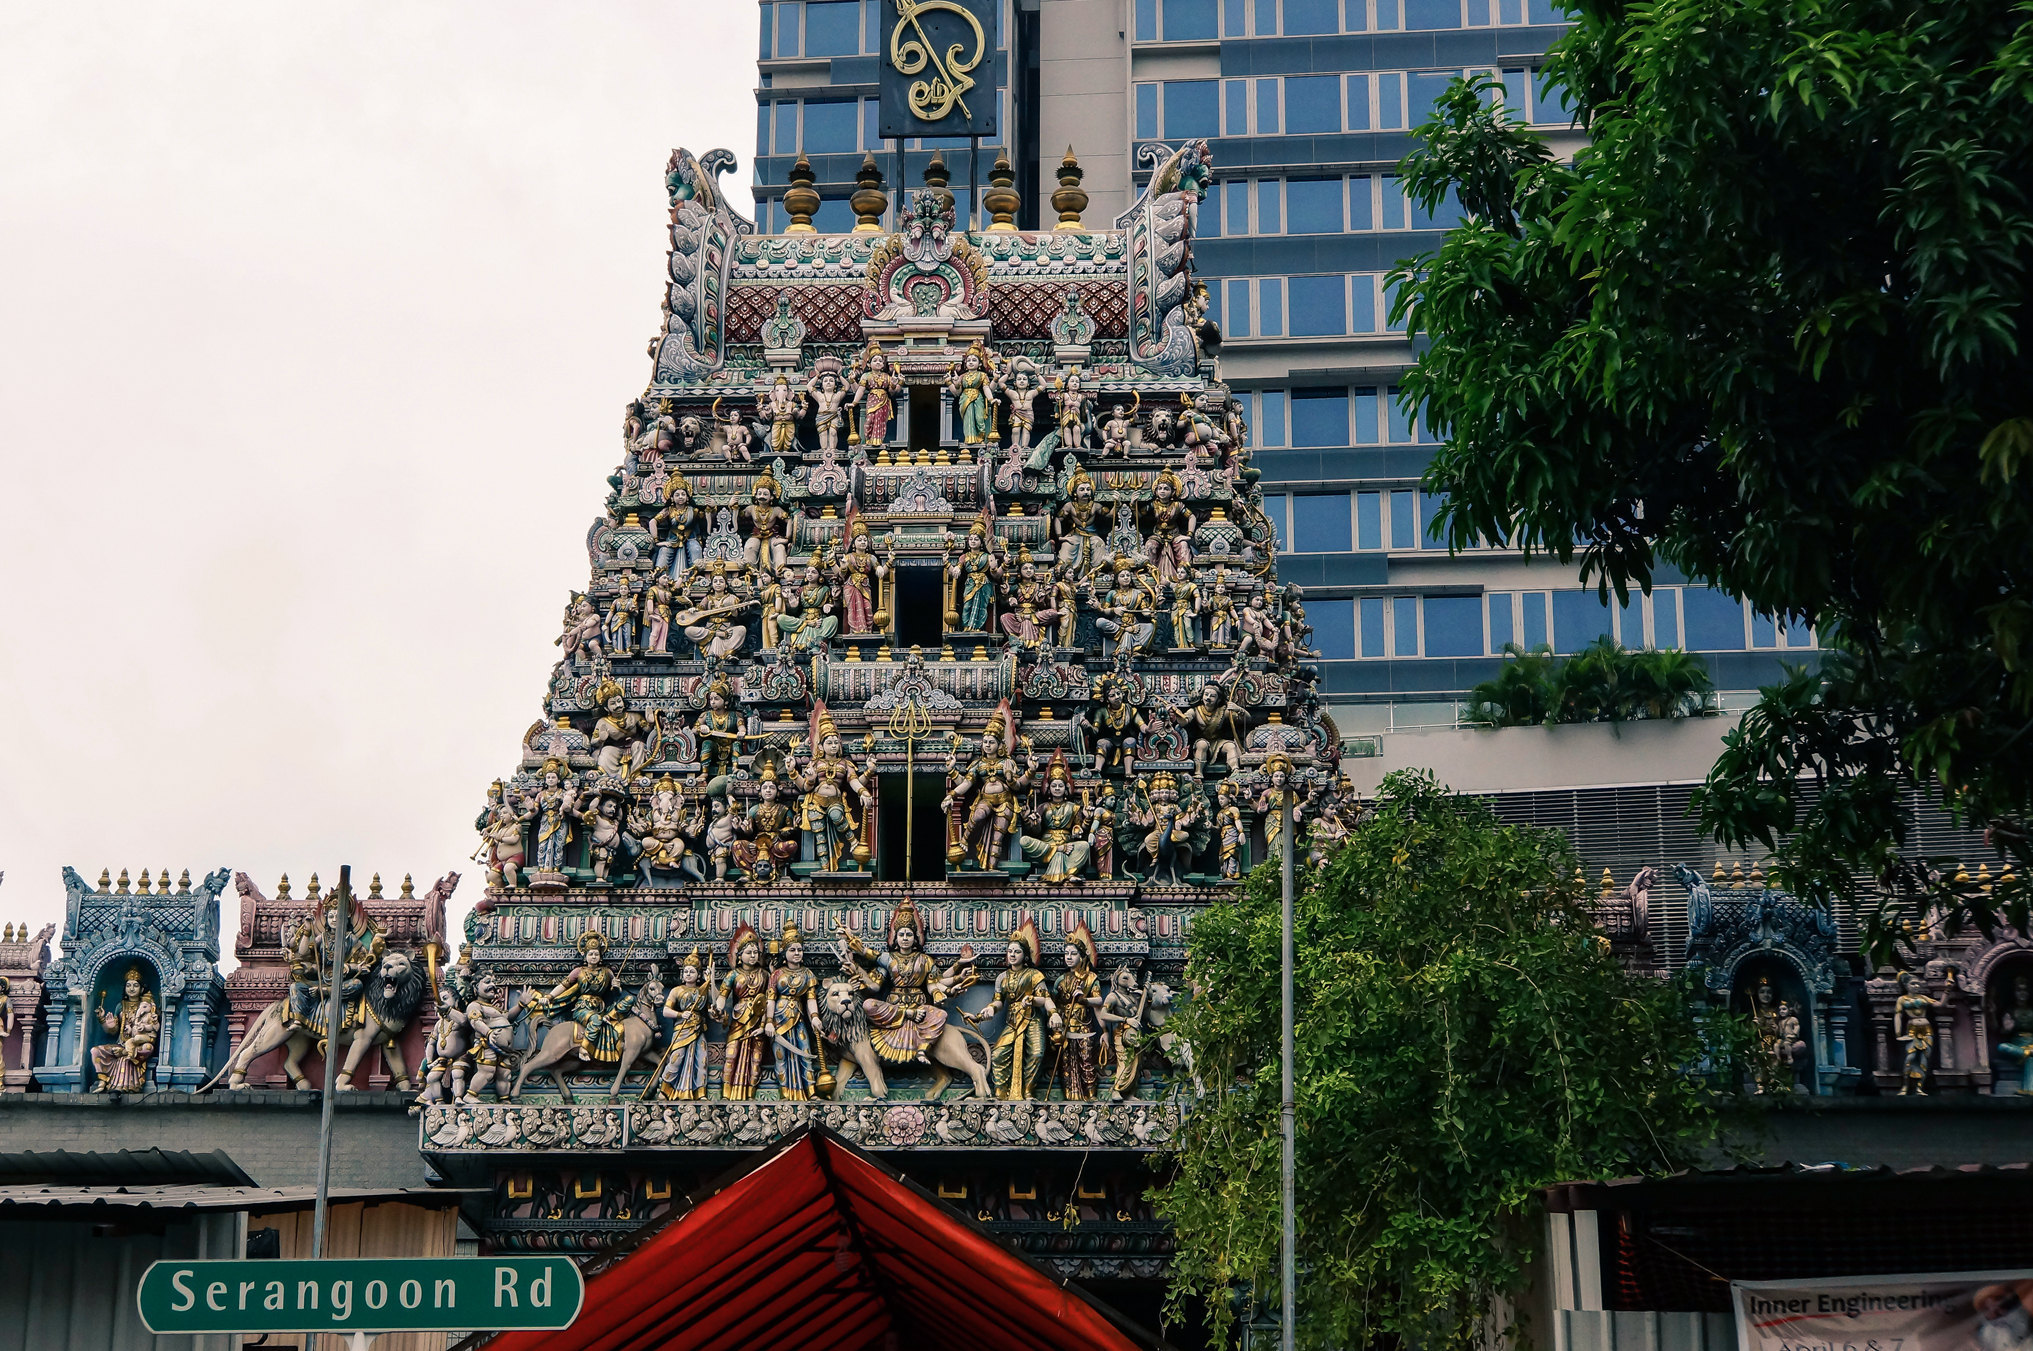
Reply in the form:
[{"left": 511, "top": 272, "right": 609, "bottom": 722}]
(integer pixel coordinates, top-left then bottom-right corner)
[{"left": 1735, "top": 1271, "right": 2033, "bottom": 1351}]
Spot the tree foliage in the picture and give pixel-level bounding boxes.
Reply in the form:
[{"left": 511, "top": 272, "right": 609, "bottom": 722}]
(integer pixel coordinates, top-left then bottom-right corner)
[
  {"left": 1156, "top": 771, "right": 1730, "bottom": 1350},
  {"left": 1390, "top": 1, "right": 2033, "bottom": 950},
  {"left": 1465, "top": 638, "right": 1717, "bottom": 727}
]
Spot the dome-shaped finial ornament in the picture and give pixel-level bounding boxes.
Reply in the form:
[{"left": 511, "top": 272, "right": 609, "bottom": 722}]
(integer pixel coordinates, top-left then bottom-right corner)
[
  {"left": 851, "top": 151, "right": 888, "bottom": 232},
  {"left": 783, "top": 154, "right": 820, "bottom": 233},
  {"left": 1052, "top": 146, "right": 1089, "bottom": 231},
  {"left": 983, "top": 148, "right": 1020, "bottom": 231},
  {"left": 922, "top": 151, "right": 955, "bottom": 218}
]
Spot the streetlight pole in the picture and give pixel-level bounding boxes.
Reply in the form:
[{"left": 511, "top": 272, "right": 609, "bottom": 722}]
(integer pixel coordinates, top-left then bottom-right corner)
[
  {"left": 1280, "top": 793, "right": 1296, "bottom": 1351},
  {"left": 312, "top": 864, "right": 351, "bottom": 1260}
]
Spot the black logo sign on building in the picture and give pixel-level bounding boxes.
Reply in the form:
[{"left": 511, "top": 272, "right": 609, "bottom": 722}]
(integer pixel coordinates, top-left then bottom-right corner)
[{"left": 878, "top": 0, "right": 998, "bottom": 140}]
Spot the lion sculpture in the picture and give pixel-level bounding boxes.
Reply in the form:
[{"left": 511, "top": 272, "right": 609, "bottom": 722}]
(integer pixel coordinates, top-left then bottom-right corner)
[
  {"left": 819, "top": 978, "right": 992, "bottom": 1100},
  {"left": 203, "top": 950, "right": 430, "bottom": 1092}
]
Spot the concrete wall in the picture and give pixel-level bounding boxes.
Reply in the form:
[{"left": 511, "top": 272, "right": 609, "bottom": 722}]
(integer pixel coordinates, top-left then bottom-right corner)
[
  {"left": 1038, "top": 0, "right": 1130, "bottom": 224},
  {"left": 0, "top": 1093, "right": 428, "bottom": 1190},
  {"left": 1342, "top": 716, "right": 1739, "bottom": 796}
]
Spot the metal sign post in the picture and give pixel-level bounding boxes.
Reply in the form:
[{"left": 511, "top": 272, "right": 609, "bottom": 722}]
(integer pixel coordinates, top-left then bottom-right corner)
[
  {"left": 1280, "top": 794, "right": 1296, "bottom": 1351},
  {"left": 312, "top": 864, "right": 351, "bottom": 1259}
]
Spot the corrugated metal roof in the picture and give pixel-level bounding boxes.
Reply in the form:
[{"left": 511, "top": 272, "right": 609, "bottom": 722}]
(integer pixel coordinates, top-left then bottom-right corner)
[
  {"left": 0, "top": 1147, "right": 254, "bottom": 1186},
  {"left": 0, "top": 1184, "right": 474, "bottom": 1213}
]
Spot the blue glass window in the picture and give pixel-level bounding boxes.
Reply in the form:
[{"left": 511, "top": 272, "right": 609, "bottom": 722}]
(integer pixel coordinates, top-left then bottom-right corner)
[
  {"left": 1393, "top": 597, "right": 1420, "bottom": 656},
  {"left": 1750, "top": 612, "right": 1778, "bottom": 648},
  {"left": 1224, "top": 0, "right": 1248, "bottom": 34},
  {"left": 1500, "top": 0, "right": 1524, "bottom": 20},
  {"left": 776, "top": 2, "right": 802, "bottom": 56},
  {"left": 1285, "top": 178, "right": 1343, "bottom": 233},
  {"left": 1255, "top": 0, "right": 1279, "bottom": 33},
  {"left": 1164, "top": 0, "right": 1219, "bottom": 38},
  {"left": 1256, "top": 179, "right": 1281, "bottom": 233},
  {"left": 1293, "top": 494, "right": 1350, "bottom": 552},
  {"left": 1405, "top": 0, "right": 1459, "bottom": 29},
  {"left": 1389, "top": 490, "right": 1416, "bottom": 548},
  {"left": 1255, "top": 78, "right": 1280, "bottom": 133},
  {"left": 1260, "top": 389, "right": 1287, "bottom": 444},
  {"left": 1224, "top": 181, "right": 1249, "bottom": 234},
  {"left": 1349, "top": 175, "right": 1374, "bottom": 230},
  {"left": 1258, "top": 279, "right": 1284, "bottom": 335},
  {"left": 803, "top": 99, "right": 857, "bottom": 153},
  {"left": 1410, "top": 70, "right": 1457, "bottom": 125},
  {"left": 1386, "top": 388, "right": 1414, "bottom": 442},
  {"left": 863, "top": 98, "right": 880, "bottom": 149},
  {"left": 1501, "top": 68, "right": 1530, "bottom": 121},
  {"left": 1350, "top": 276, "right": 1377, "bottom": 332},
  {"left": 1360, "top": 598, "right": 1386, "bottom": 656},
  {"left": 1135, "top": 84, "right": 1159, "bottom": 139},
  {"left": 1164, "top": 81, "right": 1220, "bottom": 137},
  {"left": 1522, "top": 592, "right": 1548, "bottom": 648},
  {"left": 1652, "top": 590, "right": 1680, "bottom": 650},
  {"left": 1264, "top": 494, "right": 1289, "bottom": 549},
  {"left": 1136, "top": 0, "right": 1160, "bottom": 39},
  {"left": 1313, "top": 600, "right": 1356, "bottom": 659},
  {"left": 1380, "top": 175, "right": 1408, "bottom": 229},
  {"left": 1533, "top": 70, "right": 1573, "bottom": 124},
  {"left": 1282, "top": 0, "right": 1339, "bottom": 33},
  {"left": 1291, "top": 388, "right": 1349, "bottom": 446},
  {"left": 1343, "top": 74, "right": 1371, "bottom": 130},
  {"left": 1225, "top": 278, "right": 1251, "bottom": 336},
  {"left": 1786, "top": 615, "right": 1814, "bottom": 648},
  {"left": 760, "top": 3, "right": 773, "bottom": 57},
  {"left": 1412, "top": 185, "right": 1464, "bottom": 231},
  {"left": 1420, "top": 491, "right": 1447, "bottom": 550},
  {"left": 1284, "top": 75, "right": 1341, "bottom": 133},
  {"left": 865, "top": 0, "right": 882, "bottom": 49},
  {"left": 1356, "top": 492, "right": 1382, "bottom": 549},
  {"left": 1353, "top": 388, "right": 1380, "bottom": 443},
  {"left": 1618, "top": 593, "right": 1645, "bottom": 647},
  {"left": 805, "top": 1, "right": 861, "bottom": 53},
  {"left": 758, "top": 104, "right": 771, "bottom": 152},
  {"left": 1378, "top": 72, "right": 1404, "bottom": 129},
  {"left": 1488, "top": 593, "right": 1515, "bottom": 650},
  {"left": 1204, "top": 283, "right": 1222, "bottom": 324},
  {"left": 1552, "top": 591, "right": 1615, "bottom": 654},
  {"left": 1682, "top": 590, "right": 1745, "bottom": 650},
  {"left": 1225, "top": 80, "right": 1248, "bottom": 135},
  {"left": 1288, "top": 275, "right": 1346, "bottom": 335},
  {"left": 813, "top": 197, "right": 854, "bottom": 232},
  {"left": 1424, "top": 597, "right": 1483, "bottom": 657},
  {"left": 774, "top": 104, "right": 799, "bottom": 154}
]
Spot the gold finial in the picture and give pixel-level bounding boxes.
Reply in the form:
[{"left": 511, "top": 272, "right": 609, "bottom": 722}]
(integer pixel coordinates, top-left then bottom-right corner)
[
  {"left": 3, "top": 925, "right": 12, "bottom": 943},
  {"left": 1051, "top": 146, "right": 1089, "bottom": 231},
  {"left": 369, "top": 873, "right": 384, "bottom": 899},
  {"left": 306, "top": 872, "right": 321, "bottom": 901},
  {"left": 157, "top": 869, "right": 171, "bottom": 894},
  {"left": 116, "top": 869, "right": 131, "bottom": 895},
  {"left": 1954, "top": 864, "right": 1972, "bottom": 884},
  {"left": 1729, "top": 860, "right": 1744, "bottom": 883},
  {"left": 177, "top": 870, "right": 191, "bottom": 894},
  {"left": 135, "top": 870, "right": 151, "bottom": 895},
  {"left": 783, "top": 153, "right": 820, "bottom": 233},
  {"left": 98, "top": 869, "right": 111, "bottom": 892},
  {"left": 1980, "top": 862, "right": 1995, "bottom": 891},
  {"left": 1749, "top": 862, "right": 1765, "bottom": 886},
  {"left": 983, "top": 148, "right": 1020, "bottom": 231},
  {"left": 276, "top": 873, "right": 292, "bottom": 900},
  {"left": 850, "top": 151, "right": 888, "bottom": 232},
  {"left": 922, "top": 151, "right": 954, "bottom": 218},
  {"left": 401, "top": 873, "right": 416, "bottom": 900},
  {"left": 1711, "top": 860, "right": 1725, "bottom": 882}
]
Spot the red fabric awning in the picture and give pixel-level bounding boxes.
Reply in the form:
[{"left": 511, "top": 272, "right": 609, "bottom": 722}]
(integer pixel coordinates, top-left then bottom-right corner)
[{"left": 465, "top": 1126, "right": 1168, "bottom": 1351}]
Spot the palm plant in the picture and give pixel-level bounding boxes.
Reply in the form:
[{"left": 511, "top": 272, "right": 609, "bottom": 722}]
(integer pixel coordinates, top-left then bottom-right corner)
[{"left": 1462, "top": 644, "right": 1559, "bottom": 726}]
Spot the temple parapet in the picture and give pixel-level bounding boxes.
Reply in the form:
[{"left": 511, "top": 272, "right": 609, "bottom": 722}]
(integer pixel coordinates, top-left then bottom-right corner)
[
  {"left": 35, "top": 866, "right": 230, "bottom": 1092},
  {"left": 0, "top": 876, "right": 53, "bottom": 1092}
]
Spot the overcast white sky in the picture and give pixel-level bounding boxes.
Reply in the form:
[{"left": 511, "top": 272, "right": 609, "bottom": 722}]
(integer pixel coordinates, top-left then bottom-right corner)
[{"left": 0, "top": 4, "right": 756, "bottom": 965}]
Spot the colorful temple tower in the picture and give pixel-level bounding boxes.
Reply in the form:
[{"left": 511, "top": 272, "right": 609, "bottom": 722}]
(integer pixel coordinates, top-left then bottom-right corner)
[{"left": 418, "top": 139, "right": 1356, "bottom": 1295}]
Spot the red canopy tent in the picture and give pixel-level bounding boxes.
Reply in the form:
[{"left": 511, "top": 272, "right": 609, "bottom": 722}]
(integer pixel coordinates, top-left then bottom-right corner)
[{"left": 461, "top": 1126, "right": 1170, "bottom": 1351}]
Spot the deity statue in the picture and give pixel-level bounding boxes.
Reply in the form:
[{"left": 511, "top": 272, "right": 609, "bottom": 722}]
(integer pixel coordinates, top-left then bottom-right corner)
[
  {"left": 1168, "top": 574, "right": 1202, "bottom": 649},
  {"left": 577, "top": 777, "right": 642, "bottom": 886},
  {"left": 734, "top": 762, "right": 800, "bottom": 882},
  {"left": 760, "top": 374, "right": 808, "bottom": 459},
  {"left": 416, "top": 982, "right": 472, "bottom": 1108},
  {"left": 1099, "top": 400, "right": 1136, "bottom": 459},
  {"left": 1019, "top": 750, "right": 1091, "bottom": 883},
  {"left": 651, "top": 948, "right": 714, "bottom": 1100},
  {"left": 1051, "top": 560, "right": 1081, "bottom": 648},
  {"left": 1180, "top": 392, "right": 1219, "bottom": 461},
  {"left": 769, "top": 924, "right": 823, "bottom": 1099},
  {"left": 638, "top": 774, "right": 706, "bottom": 881},
  {"left": 701, "top": 795, "right": 742, "bottom": 881},
  {"left": 603, "top": 584, "right": 637, "bottom": 656},
  {"left": 1747, "top": 975, "right": 1806, "bottom": 1094},
  {"left": 715, "top": 926, "right": 774, "bottom": 1100},
  {"left": 691, "top": 677, "right": 746, "bottom": 795},
  {"left": 1126, "top": 772, "right": 1209, "bottom": 885},
  {"left": 1084, "top": 673, "right": 1148, "bottom": 774},
  {"left": 758, "top": 568, "right": 788, "bottom": 651},
  {"left": 1893, "top": 970, "right": 1944, "bottom": 1096},
  {"left": 1995, "top": 973, "right": 2033, "bottom": 1096},
  {"left": 1053, "top": 922, "right": 1105, "bottom": 1100},
  {"left": 1258, "top": 751, "right": 1300, "bottom": 863},
  {"left": 848, "top": 342, "right": 902, "bottom": 448},
  {"left": 838, "top": 899, "right": 968, "bottom": 1067},
  {"left": 740, "top": 472, "right": 790, "bottom": 576},
  {"left": 90, "top": 967, "right": 158, "bottom": 1093},
  {"left": 1053, "top": 468, "right": 1113, "bottom": 577},
  {"left": 806, "top": 358, "right": 853, "bottom": 456},
  {"left": 474, "top": 779, "right": 532, "bottom": 889},
  {"left": 676, "top": 564, "right": 756, "bottom": 663},
  {"left": 1088, "top": 785, "right": 1121, "bottom": 879},
  {"left": 1168, "top": 679, "right": 1252, "bottom": 779},
  {"left": 996, "top": 548, "right": 1062, "bottom": 651},
  {"left": 1205, "top": 572, "right": 1240, "bottom": 648},
  {"left": 650, "top": 475, "right": 704, "bottom": 580},
  {"left": 590, "top": 678, "right": 660, "bottom": 778},
  {"left": 775, "top": 551, "right": 841, "bottom": 652},
  {"left": 283, "top": 896, "right": 386, "bottom": 1049},
  {"left": 462, "top": 971, "right": 514, "bottom": 1103},
  {"left": 527, "top": 930, "right": 633, "bottom": 1066},
  {"left": 997, "top": 355, "right": 1045, "bottom": 452},
  {"left": 557, "top": 593, "right": 605, "bottom": 664},
  {"left": 965, "top": 920, "right": 1055, "bottom": 1100},
  {"left": 838, "top": 517, "right": 894, "bottom": 636},
  {"left": 1235, "top": 592, "right": 1290, "bottom": 666},
  {"left": 792, "top": 702, "right": 876, "bottom": 871},
  {"left": 1049, "top": 367, "right": 1093, "bottom": 453},
  {"left": 947, "top": 342, "right": 999, "bottom": 446},
  {"left": 1093, "top": 562, "right": 1157, "bottom": 657},
  {"left": 642, "top": 575, "right": 676, "bottom": 655},
  {"left": 943, "top": 705, "right": 1035, "bottom": 870},
  {"left": 713, "top": 398, "right": 756, "bottom": 462},
  {"left": 530, "top": 758, "right": 580, "bottom": 876},
  {"left": 944, "top": 519, "right": 1004, "bottom": 634},
  {"left": 1214, "top": 779, "right": 1246, "bottom": 878},
  {"left": 1098, "top": 962, "right": 1151, "bottom": 1098},
  {"left": 1140, "top": 468, "right": 1197, "bottom": 581}
]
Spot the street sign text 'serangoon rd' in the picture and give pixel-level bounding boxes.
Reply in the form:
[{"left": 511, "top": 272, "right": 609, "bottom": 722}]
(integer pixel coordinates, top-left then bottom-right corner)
[{"left": 136, "top": 1256, "right": 582, "bottom": 1335}]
